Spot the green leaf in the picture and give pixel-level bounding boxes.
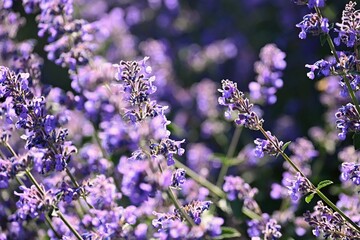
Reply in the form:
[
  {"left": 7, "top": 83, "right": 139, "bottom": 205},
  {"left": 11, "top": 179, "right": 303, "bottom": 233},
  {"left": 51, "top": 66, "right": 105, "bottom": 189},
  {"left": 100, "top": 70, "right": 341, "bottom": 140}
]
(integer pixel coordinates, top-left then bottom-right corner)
[
  {"left": 305, "top": 193, "right": 315, "bottom": 204},
  {"left": 317, "top": 180, "right": 334, "bottom": 190},
  {"left": 353, "top": 133, "right": 360, "bottom": 150},
  {"left": 320, "top": 34, "right": 327, "bottom": 46},
  {"left": 281, "top": 141, "right": 291, "bottom": 152},
  {"left": 213, "top": 227, "right": 241, "bottom": 239}
]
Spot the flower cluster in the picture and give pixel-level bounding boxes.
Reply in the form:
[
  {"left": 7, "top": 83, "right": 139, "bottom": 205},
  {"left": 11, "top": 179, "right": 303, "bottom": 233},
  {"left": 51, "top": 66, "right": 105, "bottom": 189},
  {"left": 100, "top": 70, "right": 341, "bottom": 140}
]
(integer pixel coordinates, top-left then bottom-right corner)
[
  {"left": 340, "top": 162, "right": 360, "bottom": 185},
  {"left": 254, "top": 131, "right": 284, "bottom": 158},
  {"left": 218, "top": 79, "right": 264, "bottom": 130},
  {"left": 296, "top": 13, "right": 329, "bottom": 39},
  {"left": 248, "top": 43, "right": 286, "bottom": 105},
  {"left": 247, "top": 213, "right": 282, "bottom": 240},
  {"left": 2, "top": 0, "right": 360, "bottom": 239},
  {"left": 152, "top": 200, "right": 212, "bottom": 229},
  {"left": 170, "top": 168, "right": 186, "bottom": 189},
  {"left": 287, "top": 172, "right": 314, "bottom": 201},
  {"left": 304, "top": 201, "right": 360, "bottom": 239},
  {"left": 334, "top": 1, "right": 360, "bottom": 47},
  {"left": 335, "top": 103, "right": 360, "bottom": 140},
  {"left": 223, "top": 175, "right": 260, "bottom": 213},
  {"left": 0, "top": 67, "right": 76, "bottom": 174}
]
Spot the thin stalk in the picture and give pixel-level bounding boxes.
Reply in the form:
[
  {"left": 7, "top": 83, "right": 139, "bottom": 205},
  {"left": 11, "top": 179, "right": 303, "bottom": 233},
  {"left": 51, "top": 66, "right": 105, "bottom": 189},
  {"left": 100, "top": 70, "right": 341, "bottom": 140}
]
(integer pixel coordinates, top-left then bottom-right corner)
[
  {"left": 258, "top": 126, "right": 360, "bottom": 232},
  {"left": 93, "top": 130, "right": 109, "bottom": 159},
  {"left": 242, "top": 206, "right": 262, "bottom": 221},
  {"left": 175, "top": 160, "right": 226, "bottom": 199},
  {"left": 3, "top": 142, "right": 84, "bottom": 239},
  {"left": 57, "top": 211, "right": 83, "bottom": 240},
  {"left": 65, "top": 168, "right": 94, "bottom": 209},
  {"left": 45, "top": 214, "right": 62, "bottom": 239},
  {"left": 25, "top": 169, "right": 45, "bottom": 196},
  {"left": 158, "top": 163, "right": 195, "bottom": 227},
  {"left": 216, "top": 126, "right": 242, "bottom": 187},
  {"left": 166, "top": 187, "right": 196, "bottom": 227}
]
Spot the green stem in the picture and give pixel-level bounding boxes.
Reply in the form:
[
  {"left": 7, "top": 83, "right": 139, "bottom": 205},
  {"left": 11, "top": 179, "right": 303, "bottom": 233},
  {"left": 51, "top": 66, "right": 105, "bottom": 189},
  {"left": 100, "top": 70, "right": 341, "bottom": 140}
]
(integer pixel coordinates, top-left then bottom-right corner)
[
  {"left": 216, "top": 126, "right": 242, "bottom": 187},
  {"left": 314, "top": 7, "right": 360, "bottom": 115},
  {"left": 57, "top": 211, "right": 83, "bottom": 240},
  {"left": 316, "top": 189, "right": 360, "bottom": 232},
  {"left": 175, "top": 160, "right": 226, "bottom": 199},
  {"left": 93, "top": 130, "right": 109, "bottom": 159},
  {"left": 242, "top": 206, "right": 262, "bottom": 221},
  {"left": 258, "top": 127, "right": 360, "bottom": 232},
  {"left": 3, "top": 142, "right": 84, "bottom": 239},
  {"left": 157, "top": 163, "right": 195, "bottom": 227},
  {"left": 166, "top": 187, "right": 195, "bottom": 227},
  {"left": 45, "top": 214, "right": 62, "bottom": 239}
]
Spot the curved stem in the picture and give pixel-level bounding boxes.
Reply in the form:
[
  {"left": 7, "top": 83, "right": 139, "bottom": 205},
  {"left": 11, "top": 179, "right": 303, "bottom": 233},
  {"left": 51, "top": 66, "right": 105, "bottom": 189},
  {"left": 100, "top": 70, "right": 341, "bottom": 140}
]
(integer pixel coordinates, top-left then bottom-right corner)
[{"left": 258, "top": 127, "right": 360, "bottom": 232}]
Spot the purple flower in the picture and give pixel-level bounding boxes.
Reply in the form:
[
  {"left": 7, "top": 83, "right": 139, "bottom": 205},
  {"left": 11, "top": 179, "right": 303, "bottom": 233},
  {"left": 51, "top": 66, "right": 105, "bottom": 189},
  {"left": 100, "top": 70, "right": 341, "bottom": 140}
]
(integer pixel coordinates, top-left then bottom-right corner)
[
  {"left": 341, "top": 162, "right": 360, "bottom": 185},
  {"left": 223, "top": 175, "right": 260, "bottom": 214},
  {"left": 0, "top": 67, "right": 77, "bottom": 174},
  {"left": 304, "top": 200, "right": 360, "bottom": 239},
  {"left": 305, "top": 59, "right": 334, "bottom": 80},
  {"left": 14, "top": 184, "right": 54, "bottom": 220},
  {"left": 292, "top": 0, "right": 326, "bottom": 8},
  {"left": 254, "top": 131, "right": 283, "bottom": 158},
  {"left": 170, "top": 168, "right": 186, "bottom": 189},
  {"left": 296, "top": 13, "right": 329, "bottom": 39},
  {"left": 218, "top": 79, "right": 264, "bottom": 130},
  {"left": 335, "top": 103, "right": 360, "bottom": 140},
  {"left": 286, "top": 172, "right": 313, "bottom": 201},
  {"left": 150, "top": 138, "right": 185, "bottom": 166},
  {"left": 113, "top": 57, "right": 157, "bottom": 106},
  {"left": 153, "top": 200, "right": 212, "bottom": 231},
  {"left": 249, "top": 43, "right": 286, "bottom": 105},
  {"left": 334, "top": 2, "right": 360, "bottom": 47},
  {"left": 247, "top": 213, "right": 282, "bottom": 240}
]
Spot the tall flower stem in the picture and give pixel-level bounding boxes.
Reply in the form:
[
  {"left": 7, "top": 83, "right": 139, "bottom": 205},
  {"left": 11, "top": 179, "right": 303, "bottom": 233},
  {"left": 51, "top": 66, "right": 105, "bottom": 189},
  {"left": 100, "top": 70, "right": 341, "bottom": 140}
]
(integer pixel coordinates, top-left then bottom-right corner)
[
  {"left": 314, "top": 7, "right": 360, "bottom": 116},
  {"left": 157, "top": 163, "right": 195, "bottom": 227},
  {"left": 3, "top": 142, "right": 84, "bottom": 240},
  {"left": 216, "top": 126, "right": 242, "bottom": 187},
  {"left": 257, "top": 127, "right": 360, "bottom": 232}
]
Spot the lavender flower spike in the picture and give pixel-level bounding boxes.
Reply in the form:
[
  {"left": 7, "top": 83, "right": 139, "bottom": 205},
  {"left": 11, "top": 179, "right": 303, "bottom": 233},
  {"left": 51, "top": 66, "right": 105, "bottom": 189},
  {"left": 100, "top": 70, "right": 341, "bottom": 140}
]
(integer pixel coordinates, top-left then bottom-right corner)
[
  {"left": 249, "top": 43, "right": 286, "bottom": 105},
  {"left": 14, "top": 184, "right": 55, "bottom": 220},
  {"left": 335, "top": 103, "right": 360, "bottom": 140},
  {"left": 304, "top": 200, "right": 360, "bottom": 239},
  {"left": 254, "top": 131, "right": 283, "bottom": 158},
  {"left": 340, "top": 162, "right": 360, "bottom": 185},
  {"left": 247, "top": 213, "right": 282, "bottom": 240},
  {"left": 218, "top": 79, "right": 263, "bottom": 130},
  {"left": 296, "top": 13, "right": 329, "bottom": 39},
  {"left": 334, "top": 1, "right": 360, "bottom": 47},
  {"left": 287, "top": 172, "right": 314, "bottom": 201}
]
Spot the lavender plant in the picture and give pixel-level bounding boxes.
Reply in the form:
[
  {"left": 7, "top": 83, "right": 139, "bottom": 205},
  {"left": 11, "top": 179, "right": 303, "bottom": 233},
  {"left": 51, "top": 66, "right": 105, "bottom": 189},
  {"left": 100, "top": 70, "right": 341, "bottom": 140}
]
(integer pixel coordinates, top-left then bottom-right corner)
[{"left": 1, "top": 0, "right": 360, "bottom": 239}]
